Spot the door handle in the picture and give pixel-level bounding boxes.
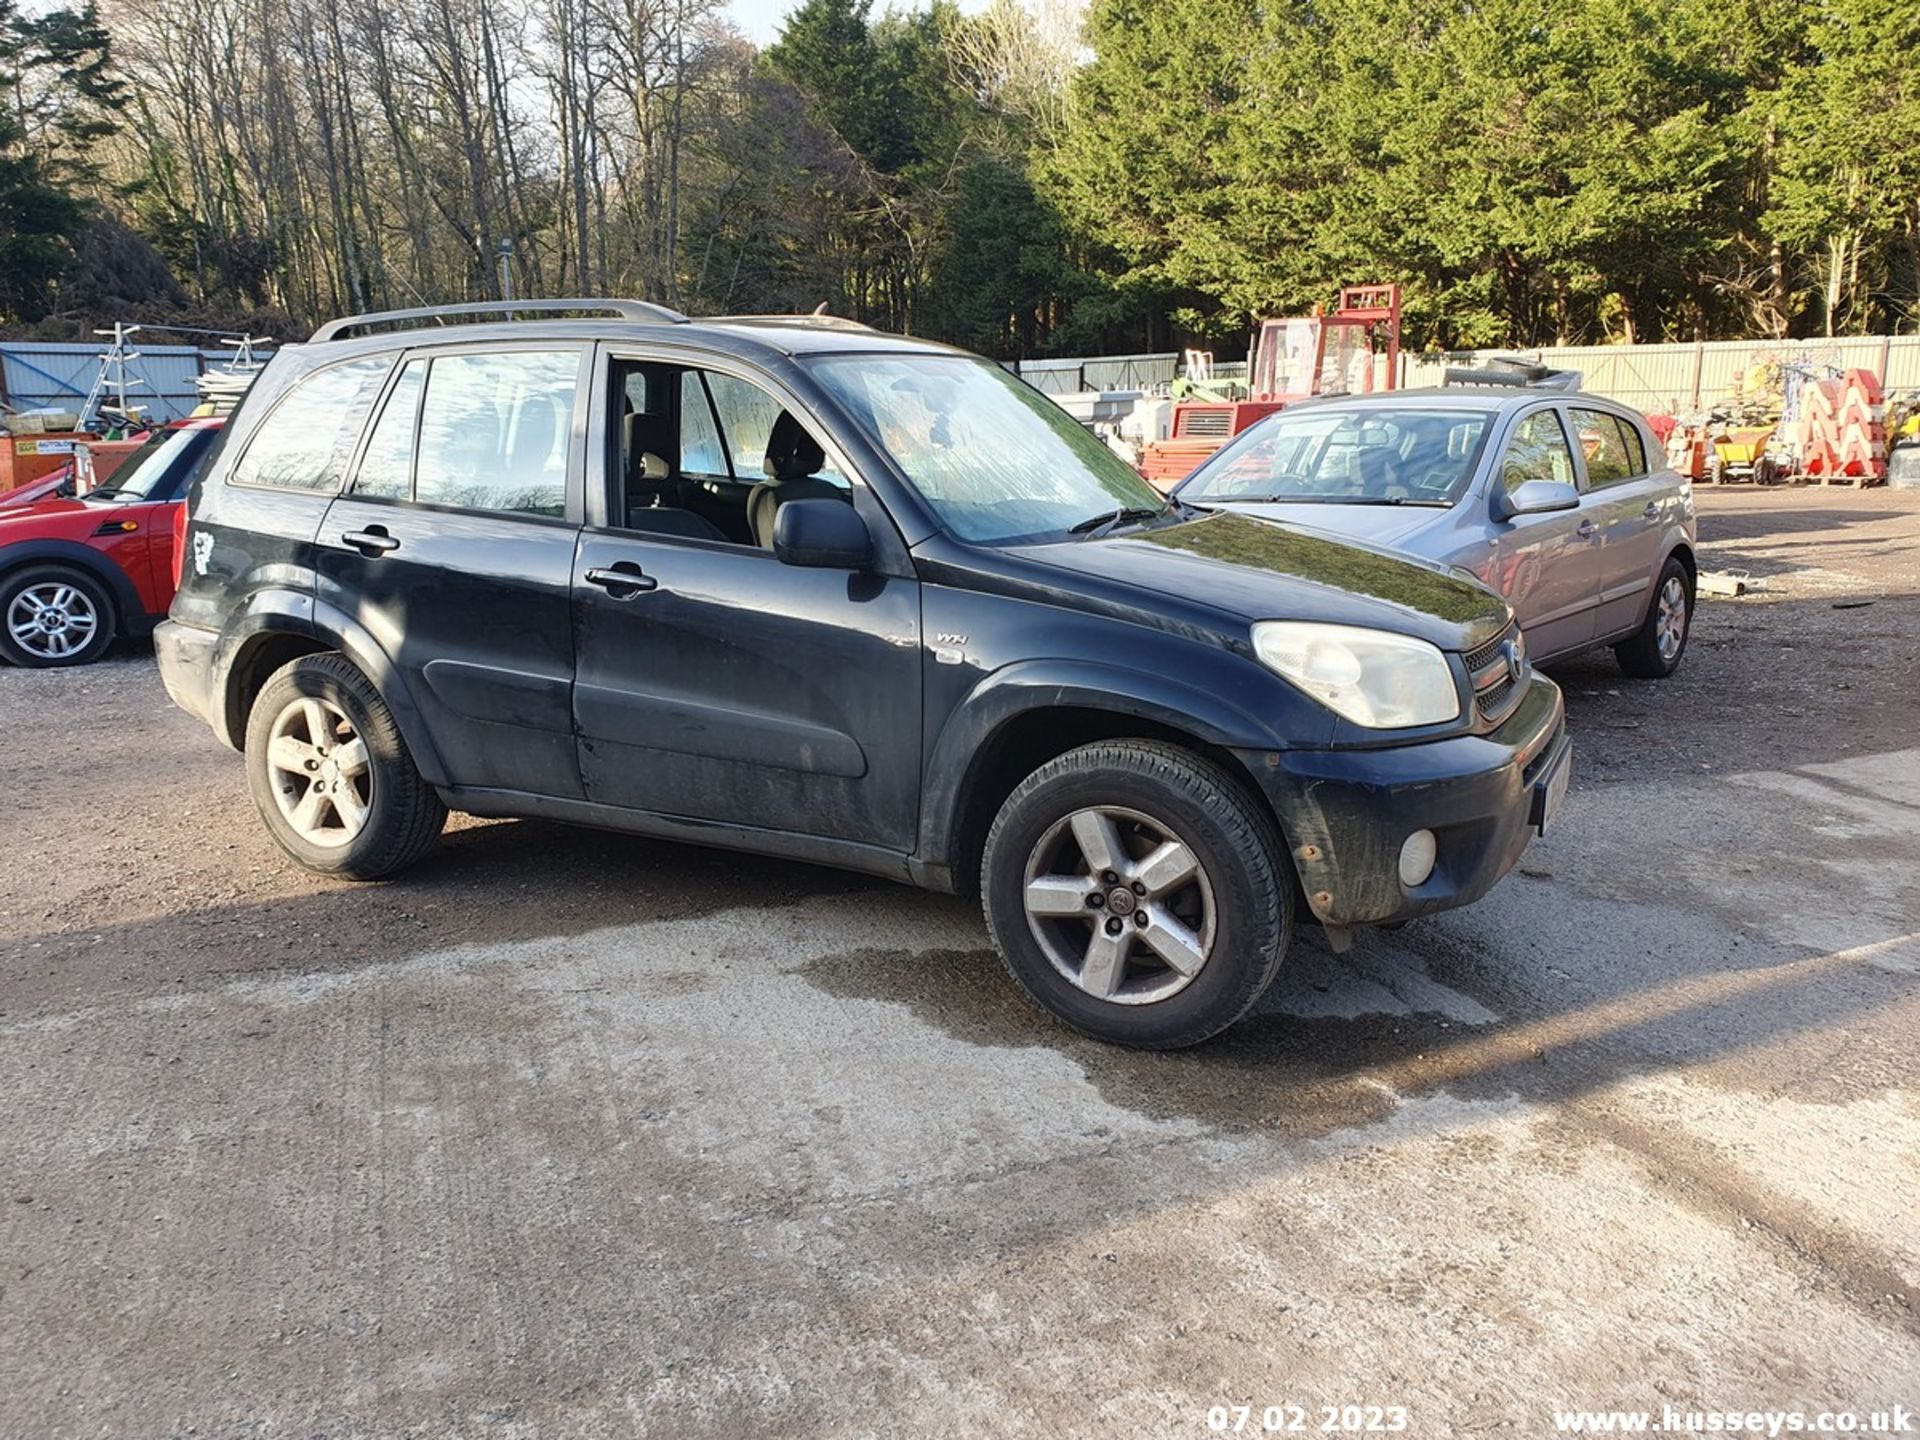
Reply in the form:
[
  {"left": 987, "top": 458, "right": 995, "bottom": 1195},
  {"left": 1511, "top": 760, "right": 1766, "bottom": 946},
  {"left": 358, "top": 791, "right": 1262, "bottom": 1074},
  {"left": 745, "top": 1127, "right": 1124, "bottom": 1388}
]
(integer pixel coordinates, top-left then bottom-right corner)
[
  {"left": 342, "top": 527, "right": 400, "bottom": 556},
  {"left": 1643, "top": 501, "right": 1660, "bottom": 519},
  {"left": 1576, "top": 518, "right": 1598, "bottom": 539},
  {"left": 585, "top": 564, "right": 658, "bottom": 598}
]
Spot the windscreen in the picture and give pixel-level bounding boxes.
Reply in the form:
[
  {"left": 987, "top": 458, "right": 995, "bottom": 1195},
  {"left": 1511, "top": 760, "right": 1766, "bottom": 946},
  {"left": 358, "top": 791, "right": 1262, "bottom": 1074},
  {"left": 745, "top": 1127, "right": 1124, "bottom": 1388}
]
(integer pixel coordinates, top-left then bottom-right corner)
[
  {"left": 1180, "top": 406, "right": 1495, "bottom": 506},
  {"left": 807, "top": 354, "right": 1165, "bottom": 543},
  {"left": 87, "top": 426, "right": 219, "bottom": 501}
]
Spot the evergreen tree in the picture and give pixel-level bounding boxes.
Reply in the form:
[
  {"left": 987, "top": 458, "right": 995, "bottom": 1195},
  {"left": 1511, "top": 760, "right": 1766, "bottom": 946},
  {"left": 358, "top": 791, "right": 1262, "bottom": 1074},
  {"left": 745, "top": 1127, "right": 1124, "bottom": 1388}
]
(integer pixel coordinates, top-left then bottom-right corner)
[{"left": 0, "top": 0, "right": 114, "bottom": 322}]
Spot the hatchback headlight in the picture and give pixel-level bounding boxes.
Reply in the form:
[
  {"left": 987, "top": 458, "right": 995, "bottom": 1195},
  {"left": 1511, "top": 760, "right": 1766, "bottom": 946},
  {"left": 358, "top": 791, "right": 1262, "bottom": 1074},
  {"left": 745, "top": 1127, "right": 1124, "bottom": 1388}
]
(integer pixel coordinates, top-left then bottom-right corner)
[{"left": 1252, "top": 621, "right": 1461, "bottom": 728}]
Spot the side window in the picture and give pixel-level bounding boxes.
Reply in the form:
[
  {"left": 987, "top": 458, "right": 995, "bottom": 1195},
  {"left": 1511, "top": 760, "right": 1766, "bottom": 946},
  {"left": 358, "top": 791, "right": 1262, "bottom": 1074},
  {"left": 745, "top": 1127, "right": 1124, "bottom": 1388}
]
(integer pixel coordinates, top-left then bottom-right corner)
[
  {"left": 414, "top": 350, "right": 579, "bottom": 517},
  {"left": 1500, "top": 410, "right": 1578, "bottom": 493},
  {"left": 352, "top": 360, "right": 425, "bottom": 499},
  {"left": 1571, "top": 407, "right": 1634, "bottom": 488},
  {"left": 680, "top": 374, "right": 728, "bottom": 477},
  {"left": 705, "top": 372, "right": 786, "bottom": 478},
  {"left": 231, "top": 356, "right": 391, "bottom": 492},
  {"left": 703, "top": 370, "right": 847, "bottom": 487}
]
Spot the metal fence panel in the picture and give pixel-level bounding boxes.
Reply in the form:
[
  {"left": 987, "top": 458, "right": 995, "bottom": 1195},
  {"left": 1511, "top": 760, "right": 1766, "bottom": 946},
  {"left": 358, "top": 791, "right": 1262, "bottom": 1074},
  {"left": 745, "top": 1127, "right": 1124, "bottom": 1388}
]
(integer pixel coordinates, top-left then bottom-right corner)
[
  {"left": 1407, "top": 337, "right": 1920, "bottom": 412},
  {"left": 1017, "top": 352, "right": 1181, "bottom": 394},
  {"left": 1, "top": 342, "right": 248, "bottom": 424},
  {"left": 1028, "top": 336, "right": 1920, "bottom": 414}
]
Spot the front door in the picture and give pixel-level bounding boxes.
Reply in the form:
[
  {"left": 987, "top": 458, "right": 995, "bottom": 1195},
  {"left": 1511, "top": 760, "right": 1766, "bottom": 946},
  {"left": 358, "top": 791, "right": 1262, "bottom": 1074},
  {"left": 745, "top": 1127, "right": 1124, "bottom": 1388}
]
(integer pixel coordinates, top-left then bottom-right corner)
[
  {"left": 1484, "top": 405, "right": 1599, "bottom": 660},
  {"left": 570, "top": 355, "right": 922, "bottom": 851},
  {"left": 318, "top": 344, "right": 589, "bottom": 799}
]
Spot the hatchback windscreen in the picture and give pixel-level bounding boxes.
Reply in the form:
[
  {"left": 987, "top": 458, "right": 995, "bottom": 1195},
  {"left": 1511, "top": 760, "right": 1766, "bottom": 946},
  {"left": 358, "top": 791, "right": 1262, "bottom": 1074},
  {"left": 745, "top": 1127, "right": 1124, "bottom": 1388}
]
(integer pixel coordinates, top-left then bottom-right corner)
[
  {"left": 1180, "top": 406, "right": 1495, "bottom": 506},
  {"left": 807, "top": 355, "right": 1168, "bottom": 543},
  {"left": 84, "top": 425, "right": 218, "bottom": 502}
]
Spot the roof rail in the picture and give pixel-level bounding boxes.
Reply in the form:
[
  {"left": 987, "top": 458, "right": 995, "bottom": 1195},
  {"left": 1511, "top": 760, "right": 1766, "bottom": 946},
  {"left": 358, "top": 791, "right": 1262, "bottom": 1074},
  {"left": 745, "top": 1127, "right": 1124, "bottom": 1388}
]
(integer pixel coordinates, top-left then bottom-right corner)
[
  {"left": 1443, "top": 359, "right": 1583, "bottom": 392},
  {"left": 716, "top": 313, "right": 877, "bottom": 333},
  {"left": 309, "top": 298, "right": 688, "bottom": 343}
]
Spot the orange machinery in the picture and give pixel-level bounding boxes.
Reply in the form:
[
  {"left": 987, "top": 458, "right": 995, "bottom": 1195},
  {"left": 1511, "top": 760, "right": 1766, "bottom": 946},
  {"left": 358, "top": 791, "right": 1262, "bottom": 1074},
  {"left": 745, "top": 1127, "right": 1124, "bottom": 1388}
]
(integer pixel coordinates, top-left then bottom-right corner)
[{"left": 1140, "top": 284, "right": 1403, "bottom": 489}]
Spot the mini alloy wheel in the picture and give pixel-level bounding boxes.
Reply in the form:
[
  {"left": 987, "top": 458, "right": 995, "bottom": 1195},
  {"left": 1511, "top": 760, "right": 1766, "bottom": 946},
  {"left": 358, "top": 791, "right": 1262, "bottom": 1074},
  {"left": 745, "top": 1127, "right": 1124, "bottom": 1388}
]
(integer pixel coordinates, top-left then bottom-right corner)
[
  {"left": 265, "top": 695, "right": 373, "bottom": 848},
  {"left": 6, "top": 580, "right": 101, "bottom": 663},
  {"left": 1022, "top": 804, "right": 1218, "bottom": 1005}
]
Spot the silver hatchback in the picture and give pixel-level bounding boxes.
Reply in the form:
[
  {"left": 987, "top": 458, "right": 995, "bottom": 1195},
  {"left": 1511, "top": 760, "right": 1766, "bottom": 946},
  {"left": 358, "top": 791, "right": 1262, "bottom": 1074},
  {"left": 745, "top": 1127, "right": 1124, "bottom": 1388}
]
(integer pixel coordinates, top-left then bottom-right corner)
[{"left": 1173, "top": 389, "right": 1698, "bottom": 677}]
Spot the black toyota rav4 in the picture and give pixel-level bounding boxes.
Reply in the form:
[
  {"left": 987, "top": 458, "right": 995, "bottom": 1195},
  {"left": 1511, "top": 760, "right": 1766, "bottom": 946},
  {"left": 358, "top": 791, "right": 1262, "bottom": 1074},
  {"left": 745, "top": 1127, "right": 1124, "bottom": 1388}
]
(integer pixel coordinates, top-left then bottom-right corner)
[{"left": 158, "top": 299, "right": 1570, "bottom": 1048}]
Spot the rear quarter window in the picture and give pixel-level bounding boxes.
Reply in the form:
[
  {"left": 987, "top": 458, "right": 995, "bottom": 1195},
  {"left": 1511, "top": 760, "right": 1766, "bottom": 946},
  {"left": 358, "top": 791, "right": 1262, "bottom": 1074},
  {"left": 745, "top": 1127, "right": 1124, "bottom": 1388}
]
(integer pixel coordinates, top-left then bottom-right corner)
[
  {"left": 230, "top": 355, "right": 394, "bottom": 493},
  {"left": 1571, "top": 407, "right": 1646, "bottom": 487}
]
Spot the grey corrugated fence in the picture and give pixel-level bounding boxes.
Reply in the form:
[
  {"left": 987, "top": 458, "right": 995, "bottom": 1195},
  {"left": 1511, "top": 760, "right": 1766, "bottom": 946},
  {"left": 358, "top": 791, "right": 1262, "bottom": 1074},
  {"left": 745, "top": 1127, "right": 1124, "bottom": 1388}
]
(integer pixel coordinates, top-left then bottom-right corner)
[{"left": 0, "top": 342, "right": 257, "bottom": 424}]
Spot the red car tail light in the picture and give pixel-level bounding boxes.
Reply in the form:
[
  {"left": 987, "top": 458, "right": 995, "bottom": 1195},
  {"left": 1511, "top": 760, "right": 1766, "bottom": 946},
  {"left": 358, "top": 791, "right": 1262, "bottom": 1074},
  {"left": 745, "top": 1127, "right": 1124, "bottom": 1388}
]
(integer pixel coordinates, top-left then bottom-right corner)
[{"left": 171, "top": 503, "right": 189, "bottom": 589}]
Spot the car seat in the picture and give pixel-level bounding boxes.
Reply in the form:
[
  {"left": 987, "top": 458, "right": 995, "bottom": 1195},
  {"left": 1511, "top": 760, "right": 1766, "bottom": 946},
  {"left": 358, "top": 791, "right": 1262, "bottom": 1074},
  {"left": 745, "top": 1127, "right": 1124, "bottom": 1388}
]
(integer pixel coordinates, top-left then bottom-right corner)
[{"left": 747, "top": 413, "right": 844, "bottom": 548}]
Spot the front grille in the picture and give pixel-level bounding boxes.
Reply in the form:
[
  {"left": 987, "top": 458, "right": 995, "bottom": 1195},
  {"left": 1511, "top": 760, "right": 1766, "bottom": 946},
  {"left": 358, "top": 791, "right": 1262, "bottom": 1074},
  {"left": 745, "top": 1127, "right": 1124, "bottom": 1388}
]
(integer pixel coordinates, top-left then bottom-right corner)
[
  {"left": 1465, "top": 624, "right": 1525, "bottom": 724},
  {"left": 1463, "top": 632, "right": 1507, "bottom": 676},
  {"left": 1476, "top": 672, "right": 1517, "bottom": 720}
]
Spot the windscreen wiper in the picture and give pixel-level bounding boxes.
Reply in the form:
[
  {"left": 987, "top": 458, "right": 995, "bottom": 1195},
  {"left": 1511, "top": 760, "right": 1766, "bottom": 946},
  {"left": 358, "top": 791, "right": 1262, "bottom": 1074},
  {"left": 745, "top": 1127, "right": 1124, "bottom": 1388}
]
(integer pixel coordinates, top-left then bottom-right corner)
[
  {"left": 1225, "top": 494, "right": 1447, "bottom": 507},
  {"left": 1068, "top": 504, "right": 1168, "bottom": 539}
]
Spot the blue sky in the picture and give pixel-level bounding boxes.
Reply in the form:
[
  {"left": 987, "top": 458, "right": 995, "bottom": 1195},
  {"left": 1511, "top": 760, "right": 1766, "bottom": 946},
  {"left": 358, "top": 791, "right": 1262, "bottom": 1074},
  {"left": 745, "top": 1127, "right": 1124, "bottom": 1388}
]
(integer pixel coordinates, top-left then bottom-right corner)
[
  {"left": 726, "top": 0, "right": 799, "bottom": 44},
  {"left": 726, "top": 0, "right": 991, "bottom": 46}
]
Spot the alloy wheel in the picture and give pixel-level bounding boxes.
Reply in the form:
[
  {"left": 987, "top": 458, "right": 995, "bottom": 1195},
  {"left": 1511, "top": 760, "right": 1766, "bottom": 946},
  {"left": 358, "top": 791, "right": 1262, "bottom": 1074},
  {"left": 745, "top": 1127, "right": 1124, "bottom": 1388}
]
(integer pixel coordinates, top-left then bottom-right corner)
[
  {"left": 1021, "top": 805, "right": 1217, "bottom": 1005},
  {"left": 1656, "top": 575, "right": 1688, "bottom": 662},
  {"left": 266, "top": 696, "right": 372, "bottom": 847},
  {"left": 6, "top": 582, "right": 99, "bottom": 662}
]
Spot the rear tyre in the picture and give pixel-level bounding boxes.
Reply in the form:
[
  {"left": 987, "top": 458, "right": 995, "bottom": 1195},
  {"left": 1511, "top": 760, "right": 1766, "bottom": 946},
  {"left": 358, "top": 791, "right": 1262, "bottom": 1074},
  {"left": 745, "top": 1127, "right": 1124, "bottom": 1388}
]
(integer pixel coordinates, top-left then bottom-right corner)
[
  {"left": 1614, "top": 555, "right": 1693, "bottom": 679},
  {"left": 0, "top": 565, "right": 116, "bottom": 668},
  {"left": 244, "top": 652, "right": 446, "bottom": 879},
  {"left": 981, "top": 740, "right": 1292, "bottom": 1049}
]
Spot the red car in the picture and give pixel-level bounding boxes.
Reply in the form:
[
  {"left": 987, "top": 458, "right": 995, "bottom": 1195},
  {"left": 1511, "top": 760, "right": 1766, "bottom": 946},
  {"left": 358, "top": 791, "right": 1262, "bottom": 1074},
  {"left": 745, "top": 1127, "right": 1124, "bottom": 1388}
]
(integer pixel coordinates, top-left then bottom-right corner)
[
  {"left": 0, "top": 463, "right": 79, "bottom": 511},
  {"left": 0, "top": 418, "right": 224, "bottom": 667}
]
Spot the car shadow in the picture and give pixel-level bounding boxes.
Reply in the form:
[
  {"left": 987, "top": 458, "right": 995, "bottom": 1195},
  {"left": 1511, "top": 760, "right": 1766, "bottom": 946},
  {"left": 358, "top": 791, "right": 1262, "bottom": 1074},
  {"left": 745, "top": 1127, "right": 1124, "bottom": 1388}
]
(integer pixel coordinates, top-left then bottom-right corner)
[{"left": 4, "top": 784, "right": 1910, "bottom": 1151}]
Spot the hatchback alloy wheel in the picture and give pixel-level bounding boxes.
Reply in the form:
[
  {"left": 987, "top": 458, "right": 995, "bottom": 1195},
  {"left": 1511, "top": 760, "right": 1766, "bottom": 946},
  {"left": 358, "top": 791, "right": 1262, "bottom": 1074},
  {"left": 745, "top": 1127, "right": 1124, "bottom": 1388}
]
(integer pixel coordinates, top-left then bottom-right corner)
[
  {"left": 1615, "top": 554, "right": 1694, "bottom": 679},
  {"left": 1655, "top": 574, "right": 1688, "bottom": 662},
  {"left": 6, "top": 581, "right": 99, "bottom": 662}
]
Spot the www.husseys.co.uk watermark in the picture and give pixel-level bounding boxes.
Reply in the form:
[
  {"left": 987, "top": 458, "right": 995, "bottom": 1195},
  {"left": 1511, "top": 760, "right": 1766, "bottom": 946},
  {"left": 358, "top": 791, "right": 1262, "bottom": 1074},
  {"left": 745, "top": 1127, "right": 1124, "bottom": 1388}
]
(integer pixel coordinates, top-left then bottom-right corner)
[{"left": 1551, "top": 1405, "right": 1913, "bottom": 1435}]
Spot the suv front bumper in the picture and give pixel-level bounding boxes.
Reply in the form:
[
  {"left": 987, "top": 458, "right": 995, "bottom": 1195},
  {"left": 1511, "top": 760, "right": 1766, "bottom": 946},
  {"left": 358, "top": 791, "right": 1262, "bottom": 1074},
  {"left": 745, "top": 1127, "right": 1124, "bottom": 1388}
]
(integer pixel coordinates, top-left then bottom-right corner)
[{"left": 1240, "top": 674, "right": 1569, "bottom": 929}]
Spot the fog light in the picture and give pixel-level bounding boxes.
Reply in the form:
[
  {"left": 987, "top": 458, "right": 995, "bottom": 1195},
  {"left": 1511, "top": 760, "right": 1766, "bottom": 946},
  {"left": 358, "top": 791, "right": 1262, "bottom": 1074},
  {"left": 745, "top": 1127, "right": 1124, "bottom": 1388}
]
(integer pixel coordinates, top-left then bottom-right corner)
[{"left": 1398, "top": 829, "right": 1437, "bottom": 888}]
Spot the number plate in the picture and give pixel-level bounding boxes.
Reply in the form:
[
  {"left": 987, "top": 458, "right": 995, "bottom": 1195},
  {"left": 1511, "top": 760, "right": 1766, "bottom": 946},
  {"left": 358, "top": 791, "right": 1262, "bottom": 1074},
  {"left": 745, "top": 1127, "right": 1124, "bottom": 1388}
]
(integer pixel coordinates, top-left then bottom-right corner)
[{"left": 1532, "top": 739, "right": 1572, "bottom": 836}]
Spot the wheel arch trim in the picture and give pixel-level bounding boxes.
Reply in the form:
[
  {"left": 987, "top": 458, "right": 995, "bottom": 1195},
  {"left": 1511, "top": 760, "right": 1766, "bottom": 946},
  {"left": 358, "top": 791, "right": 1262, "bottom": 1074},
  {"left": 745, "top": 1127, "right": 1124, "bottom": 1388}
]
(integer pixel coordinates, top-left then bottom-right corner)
[
  {"left": 917, "top": 658, "right": 1280, "bottom": 874},
  {"left": 208, "top": 594, "right": 450, "bottom": 790},
  {"left": 0, "top": 539, "right": 141, "bottom": 634},
  {"left": 308, "top": 597, "right": 452, "bottom": 788}
]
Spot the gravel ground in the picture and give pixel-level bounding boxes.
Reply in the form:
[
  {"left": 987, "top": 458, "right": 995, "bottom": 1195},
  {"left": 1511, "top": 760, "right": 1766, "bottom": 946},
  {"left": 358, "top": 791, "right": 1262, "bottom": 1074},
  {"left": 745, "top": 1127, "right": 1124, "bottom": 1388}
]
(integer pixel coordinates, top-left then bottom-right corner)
[{"left": 2, "top": 487, "right": 1917, "bottom": 1438}]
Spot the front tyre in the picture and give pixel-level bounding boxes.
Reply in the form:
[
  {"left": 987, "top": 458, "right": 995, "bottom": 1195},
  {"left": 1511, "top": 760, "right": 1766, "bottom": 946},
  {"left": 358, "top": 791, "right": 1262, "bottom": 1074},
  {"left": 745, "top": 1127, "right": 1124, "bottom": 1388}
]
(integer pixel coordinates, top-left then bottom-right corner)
[
  {"left": 1614, "top": 555, "right": 1693, "bottom": 679},
  {"left": 982, "top": 741, "right": 1292, "bottom": 1049},
  {"left": 244, "top": 653, "right": 446, "bottom": 879}
]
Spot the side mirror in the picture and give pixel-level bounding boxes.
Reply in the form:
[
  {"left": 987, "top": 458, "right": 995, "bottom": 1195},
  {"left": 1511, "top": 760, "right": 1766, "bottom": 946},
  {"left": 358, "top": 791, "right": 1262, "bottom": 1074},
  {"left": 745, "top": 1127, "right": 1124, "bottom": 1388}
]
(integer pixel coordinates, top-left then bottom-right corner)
[
  {"left": 1496, "top": 479, "right": 1580, "bottom": 521},
  {"left": 772, "top": 497, "right": 873, "bottom": 569}
]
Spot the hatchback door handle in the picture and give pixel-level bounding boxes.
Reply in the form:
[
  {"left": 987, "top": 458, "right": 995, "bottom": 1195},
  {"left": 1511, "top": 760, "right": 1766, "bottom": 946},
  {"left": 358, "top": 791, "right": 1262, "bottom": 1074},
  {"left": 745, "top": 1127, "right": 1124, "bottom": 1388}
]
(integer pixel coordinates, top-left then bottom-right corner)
[
  {"left": 585, "top": 564, "right": 657, "bottom": 598},
  {"left": 342, "top": 528, "right": 400, "bottom": 556}
]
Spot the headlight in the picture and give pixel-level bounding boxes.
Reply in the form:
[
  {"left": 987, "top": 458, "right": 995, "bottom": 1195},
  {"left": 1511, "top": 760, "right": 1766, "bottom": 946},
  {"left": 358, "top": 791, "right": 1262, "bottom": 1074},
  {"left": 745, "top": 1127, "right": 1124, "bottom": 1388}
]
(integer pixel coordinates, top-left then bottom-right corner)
[{"left": 1251, "top": 621, "right": 1461, "bottom": 728}]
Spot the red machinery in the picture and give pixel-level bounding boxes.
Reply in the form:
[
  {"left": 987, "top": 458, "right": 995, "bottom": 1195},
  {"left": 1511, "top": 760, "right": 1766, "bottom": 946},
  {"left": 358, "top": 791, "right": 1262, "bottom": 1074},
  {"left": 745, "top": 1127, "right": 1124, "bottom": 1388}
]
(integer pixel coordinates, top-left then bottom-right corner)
[{"left": 1140, "top": 284, "right": 1403, "bottom": 489}]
